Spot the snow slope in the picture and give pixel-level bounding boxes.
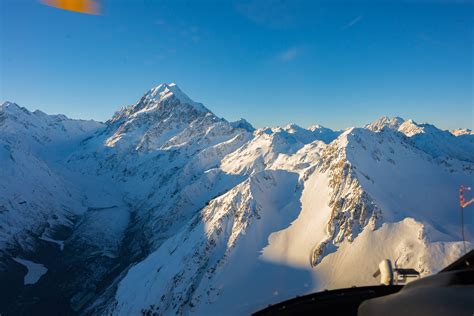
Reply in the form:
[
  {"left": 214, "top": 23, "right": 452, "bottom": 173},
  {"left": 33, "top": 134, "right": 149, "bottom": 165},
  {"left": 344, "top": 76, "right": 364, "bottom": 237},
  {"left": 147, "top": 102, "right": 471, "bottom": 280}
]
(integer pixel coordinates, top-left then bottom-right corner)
[
  {"left": 111, "top": 123, "right": 472, "bottom": 315},
  {"left": 0, "top": 87, "right": 472, "bottom": 315},
  {"left": 0, "top": 102, "right": 104, "bottom": 264}
]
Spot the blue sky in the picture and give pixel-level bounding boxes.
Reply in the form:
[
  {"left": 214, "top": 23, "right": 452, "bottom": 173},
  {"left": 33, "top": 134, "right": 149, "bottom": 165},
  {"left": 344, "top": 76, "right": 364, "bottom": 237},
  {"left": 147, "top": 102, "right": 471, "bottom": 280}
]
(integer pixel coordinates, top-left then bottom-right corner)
[{"left": 1, "top": 0, "right": 472, "bottom": 130}]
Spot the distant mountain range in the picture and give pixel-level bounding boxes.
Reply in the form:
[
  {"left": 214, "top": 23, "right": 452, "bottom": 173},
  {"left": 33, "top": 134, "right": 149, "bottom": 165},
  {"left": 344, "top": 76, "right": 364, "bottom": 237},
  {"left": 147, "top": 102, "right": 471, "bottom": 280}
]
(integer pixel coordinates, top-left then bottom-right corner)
[{"left": 1, "top": 84, "right": 472, "bottom": 315}]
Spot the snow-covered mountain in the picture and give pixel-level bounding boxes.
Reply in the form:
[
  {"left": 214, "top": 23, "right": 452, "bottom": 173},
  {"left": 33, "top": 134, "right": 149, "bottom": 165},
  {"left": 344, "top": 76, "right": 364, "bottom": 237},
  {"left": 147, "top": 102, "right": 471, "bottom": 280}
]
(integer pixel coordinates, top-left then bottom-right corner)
[
  {"left": 0, "top": 85, "right": 472, "bottom": 315},
  {"left": 367, "top": 116, "right": 474, "bottom": 163},
  {"left": 0, "top": 102, "right": 103, "bottom": 258}
]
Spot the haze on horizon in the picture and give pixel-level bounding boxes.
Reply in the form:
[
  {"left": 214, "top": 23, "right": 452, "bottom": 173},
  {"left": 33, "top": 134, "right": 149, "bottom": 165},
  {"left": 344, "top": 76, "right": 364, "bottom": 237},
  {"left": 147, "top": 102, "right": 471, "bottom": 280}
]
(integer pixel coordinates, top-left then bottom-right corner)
[{"left": 1, "top": 0, "right": 473, "bottom": 130}]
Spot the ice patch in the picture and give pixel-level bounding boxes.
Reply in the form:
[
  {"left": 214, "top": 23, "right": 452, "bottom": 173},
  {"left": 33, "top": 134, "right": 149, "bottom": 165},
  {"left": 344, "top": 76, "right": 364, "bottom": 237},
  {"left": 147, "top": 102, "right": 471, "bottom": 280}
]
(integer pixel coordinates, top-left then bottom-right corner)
[
  {"left": 13, "top": 257, "right": 48, "bottom": 285},
  {"left": 39, "top": 235, "right": 65, "bottom": 251}
]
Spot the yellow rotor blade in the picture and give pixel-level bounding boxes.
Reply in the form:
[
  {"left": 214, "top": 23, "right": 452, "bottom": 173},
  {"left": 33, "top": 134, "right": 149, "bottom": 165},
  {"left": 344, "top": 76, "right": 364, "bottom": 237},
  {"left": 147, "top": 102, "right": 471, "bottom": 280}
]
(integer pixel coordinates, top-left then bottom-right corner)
[{"left": 40, "top": 0, "right": 100, "bottom": 15}]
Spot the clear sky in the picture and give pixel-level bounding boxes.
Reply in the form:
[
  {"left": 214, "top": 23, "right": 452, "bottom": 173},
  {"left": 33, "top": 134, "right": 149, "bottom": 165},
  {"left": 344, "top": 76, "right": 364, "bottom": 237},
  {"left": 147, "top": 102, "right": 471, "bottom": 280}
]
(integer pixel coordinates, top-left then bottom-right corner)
[{"left": 1, "top": 0, "right": 473, "bottom": 130}]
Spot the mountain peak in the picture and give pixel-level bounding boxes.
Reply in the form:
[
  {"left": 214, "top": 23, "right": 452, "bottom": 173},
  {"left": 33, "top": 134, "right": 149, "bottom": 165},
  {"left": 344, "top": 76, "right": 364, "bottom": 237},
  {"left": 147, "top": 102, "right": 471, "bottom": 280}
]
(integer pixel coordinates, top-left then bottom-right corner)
[
  {"left": 142, "top": 83, "right": 208, "bottom": 113},
  {"left": 230, "top": 118, "right": 255, "bottom": 132},
  {"left": 308, "top": 124, "right": 323, "bottom": 130},
  {"left": 451, "top": 128, "right": 474, "bottom": 136},
  {"left": 366, "top": 116, "right": 405, "bottom": 132},
  {"left": 1, "top": 101, "right": 22, "bottom": 111},
  {"left": 111, "top": 83, "right": 212, "bottom": 124},
  {"left": 398, "top": 119, "right": 428, "bottom": 136},
  {"left": 283, "top": 123, "right": 305, "bottom": 132},
  {"left": 1, "top": 101, "right": 32, "bottom": 118},
  {"left": 146, "top": 83, "right": 187, "bottom": 103}
]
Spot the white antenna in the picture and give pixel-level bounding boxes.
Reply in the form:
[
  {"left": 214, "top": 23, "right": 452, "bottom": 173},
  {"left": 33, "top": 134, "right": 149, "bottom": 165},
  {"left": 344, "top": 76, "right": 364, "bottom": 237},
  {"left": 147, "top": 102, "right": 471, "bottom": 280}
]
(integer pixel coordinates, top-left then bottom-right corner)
[
  {"left": 373, "top": 259, "right": 394, "bottom": 285},
  {"left": 459, "top": 185, "right": 474, "bottom": 254}
]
